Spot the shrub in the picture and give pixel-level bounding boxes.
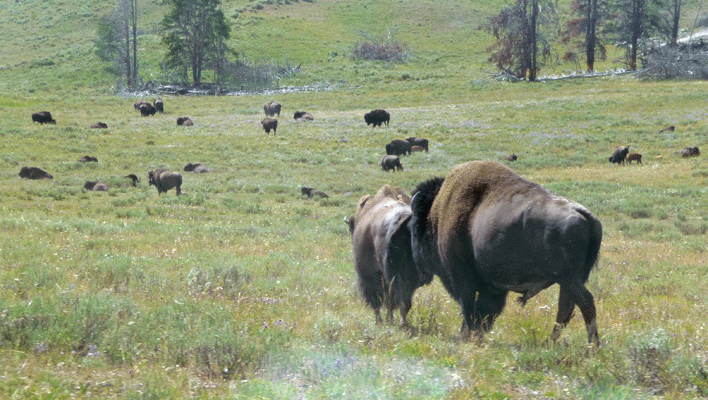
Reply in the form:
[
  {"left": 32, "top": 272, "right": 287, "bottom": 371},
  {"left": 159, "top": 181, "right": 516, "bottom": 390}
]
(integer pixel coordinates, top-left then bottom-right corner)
[{"left": 350, "top": 30, "right": 410, "bottom": 63}]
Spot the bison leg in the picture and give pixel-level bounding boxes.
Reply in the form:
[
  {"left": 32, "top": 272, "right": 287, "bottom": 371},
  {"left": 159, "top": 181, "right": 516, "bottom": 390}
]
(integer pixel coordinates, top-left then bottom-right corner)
[{"left": 552, "top": 283, "right": 599, "bottom": 346}]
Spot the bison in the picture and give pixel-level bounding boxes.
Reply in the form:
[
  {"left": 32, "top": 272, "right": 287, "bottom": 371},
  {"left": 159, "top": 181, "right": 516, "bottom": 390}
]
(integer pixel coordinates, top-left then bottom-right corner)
[
  {"left": 184, "top": 162, "right": 211, "bottom": 173},
  {"left": 261, "top": 118, "right": 278, "bottom": 135},
  {"left": 148, "top": 169, "right": 182, "bottom": 195},
  {"left": 364, "top": 109, "right": 390, "bottom": 127},
  {"left": 139, "top": 103, "right": 156, "bottom": 117},
  {"left": 346, "top": 185, "right": 426, "bottom": 326},
  {"left": 154, "top": 98, "right": 164, "bottom": 113},
  {"left": 679, "top": 146, "right": 700, "bottom": 158},
  {"left": 84, "top": 180, "right": 108, "bottom": 191},
  {"left": 89, "top": 122, "right": 108, "bottom": 129},
  {"left": 626, "top": 152, "right": 642, "bottom": 164},
  {"left": 658, "top": 125, "right": 675, "bottom": 133},
  {"left": 381, "top": 155, "right": 403, "bottom": 172},
  {"left": 31, "top": 111, "right": 56, "bottom": 125},
  {"left": 405, "top": 137, "right": 429, "bottom": 152},
  {"left": 409, "top": 160, "right": 602, "bottom": 346},
  {"left": 176, "top": 117, "right": 193, "bottom": 126},
  {"left": 386, "top": 139, "right": 412, "bottom": 157},
  {"left": 301, "top": 186, "right": 329, "bottom": 198},
  {"left": 294, "top": 111, "right": 314, "bottom": 121},
  {"left": 505, "top": 153, "right": 518, "bottom": 162},
  {"left": 19, "top": 166, "right": 53, "bottom": 180},
  {"left": 609, "top": 145, "right": 629, "bottom": 165},
  {"left": 264, "top": 101, "right": 281, "bottom": 117},
  {"left": 134, "top": 100, "right": 150, "bottom": 110},
  {"left": 124, "top": 174, "right": 140, "bottom": 186},
  {"left": 77, "top": 155, "right": 98, "bottom": 163}
]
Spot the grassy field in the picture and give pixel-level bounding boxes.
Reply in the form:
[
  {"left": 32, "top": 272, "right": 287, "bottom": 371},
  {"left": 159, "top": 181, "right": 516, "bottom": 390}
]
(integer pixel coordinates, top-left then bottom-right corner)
[{"left": 2, "top": 0, "right": 708, "bottom": 398}]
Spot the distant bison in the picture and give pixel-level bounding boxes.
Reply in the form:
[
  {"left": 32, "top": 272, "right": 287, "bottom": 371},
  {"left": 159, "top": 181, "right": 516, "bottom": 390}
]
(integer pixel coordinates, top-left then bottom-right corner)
[
  {"left": 405, "top": 137, "right": 428, "bottom": 152},
  {"left": 19, "top": 166, "right": 53, "bottom": 180},
  {"left": 154, "top": 98, "right": 164, "bottom": 113},
  {"left": 84, "top": 180, "right": 108, "bottom": 191},
  {"left": 301, "top": 186, "right": 329, "bottom": 198},
  {"left": 365, "top": 109, "right": 390, "bottom": 127},
  {"left": 148, "top": 169, "right": 182, "bottom": 195},
  {"left": 609, "top": 145, "right": 629, "bottom": 164},
  {"left": 124, "top": 174, "right": 140, "bottom": 186},
  {"left": 294, "top": 111, "right": 314, "bottom": 121},
  {"left": 505, "top": 153, "right": 518, "bottom": 162},
  {"left": 176, "top": 117, "right": 193, "bottom": 126},
  {"left": 409, "top": 161, "right": 602, "bottom": 345},
  {"left": 77, "top": 155, "right": 98, "bottom": 163},
  {"left": 261, "top": 118, "right": 278, "bottom": 135},
  {"left": 626, "top": 152, "right": 642, "bottom": 164},
  {"left": 134, "top": 100, "right": 150, "bottom": 110},
  {"left": 89, "top": 122, "right": 108, "bottom": 129},
  {"left": 386, "top": 139, "right": 412, "bottom": 157},
  {"left": 264, "top": 101, "right": 281, "bottom": 117},
  {"left": 679, "top": 146, "right": 700, "bottom": 158},
  {"left": 346, "top": 185, "right": 423, "bottom": 326},
  {"left": 381, "top": 155, "right": 403, "bottom": 172},
  {"left": 139, "top": 103, "right": 156, "bottom": 117},
  {"left": 184, "top": 162, "right": 211, "bottom": 173},
  {"left": 32, "top": 111, "right": 56, "bottom": 125},
  {"left": 658, "top": 125, "right": 675, "bottom": 133}
]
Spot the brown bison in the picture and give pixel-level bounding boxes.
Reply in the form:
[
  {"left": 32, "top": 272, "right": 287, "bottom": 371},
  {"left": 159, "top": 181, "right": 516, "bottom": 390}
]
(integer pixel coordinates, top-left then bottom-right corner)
[
  {"left": 139, "top": 103, "right": 156, "bottom": 117},
  {"left": 381, "top": 155, "right": 403, "bottom": 172},
  {"left": 301, "top": 186, "right": 329, "bottom": 198},
  {"left": 154, "top": 98, "right": 164, "bottom": 113},
  {"left": 183, "top": 162, "right": 211, "bottom": 173},
  {"left": 83, "top": 180, "right": 108, "bottom": 191},
  {"left": 261, "top": 118, "right": 278, "bottom": 135},
  {"left": 609, "top": 145, "right": 629, "bottom": 164},
  {"left": 148, "top": 169, "right": 182, "bottom": 195},
  {"left": 386, "top": 139, "right": 412, "bottom": 157},
  {"left": 679, "top": 146, "right": 700, "bottom": 158},
  {"left": 77, "top": 155, "right": 98, "bottom": 162},
  {"left": 409, "top": 161, "right": 602, "bottom": 346},
  {"left": 124, "top": 174, "right": 140, "bottom": 186},
  {"left": 264, "top": 101, "right": 281, "bottom": 117},
  {"left": 19, "top": 166, "right": 53, "bottom": 180},
  {"left": 658, "top": 125, "right": 675, "bottom": 133},
  {"left": 89, "top": 122, "right": 108, "bottom": 129},
  {"left": 294, "top": 111, "right": 314, "bottom": 121},
  {"left": 134, "top": 100, "right": 150, "bottom": 110},
  {"left": 176, "top": 117, "right": 193, "bottom": 126},
  {"left": 405, "top": 137, "right": 429, "bottom": 152},
  {"left": 31, "top": 111, "right": 56, "bottom": 125},
  {"left": 346, "top": 185, "right": 425, "bottom": 326},
  {"left": 626, "top": 152, "right": 642, "bottom": 164},
  {"left": 365, "top": 109, "right": 390, "bottom": 127}
]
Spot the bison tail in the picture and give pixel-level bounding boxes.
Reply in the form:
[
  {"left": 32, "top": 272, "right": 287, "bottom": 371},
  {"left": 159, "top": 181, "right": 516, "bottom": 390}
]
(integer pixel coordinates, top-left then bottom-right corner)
[{"left": 577, "top": 207, "right": 603, "bottom": 281}]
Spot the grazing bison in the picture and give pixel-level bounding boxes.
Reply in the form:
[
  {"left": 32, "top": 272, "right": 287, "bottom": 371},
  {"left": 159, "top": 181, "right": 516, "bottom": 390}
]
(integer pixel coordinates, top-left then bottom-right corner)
[
  {"left": 264, "top": 101, "right": 281, "bottom": 117},
  {"left": 364, "top": 109, "right": 390, "bottom": 127},
  {"left": 84, "top": 180, "right": 108, "bottom": 191},
  {"left": 148, "top": 169, "right": 182, "bottom": 195},
  {"left": 381, "top": 155, "right": 403, "bottom": 172},
  {"left": 409, "top": 161, "right": 602, "bottom": 346},
  {"left": 139, "top": 103, "right": 156, "bottom": 117},
  {"left": 346, "top": 185, "right": 427, "bottom": 326},
  {"left": 405, "top": 137, "right": 429, "bottom": 152},
  {"left": 77, "top": 155, "right": 98, "bottom": 162},
  {"left": 386, "top": 139, "right": 412, "bottom": 157},
  {"left": 658, "top": 125, "right": 675, "bottom": 133},
  {"left": 31, "top": 111, "right": 56, "bottom": 125},
  {"left": 261, "top": 118, "right": 278, "bottom": 135},
  {"left": 679, "top": 146, "right": 700, "bottom": 158},
  {"left": 505, "top": 153, "right": 518, "bottom": 162},
  {"left": 294, "top": 111, "right": 314, "bottom": 121},
  {"left": 124, "top": 174, "right": 140, "bottom": 186},
  {"left": 626, "top": 152, "right": 642, "bottom": 164},
  {"left": 183, "top": 162, "right": 211, "bottom": 173},
  {"left": 301, "top": 186, "right": 329, "bottom": 198},
  {"left": 154, "top": 98, "right": 164, "bottom": 113},
  {"left": 89, "top": 122, "right": 108, "bottom": 129},
  {"left": 134, "top": 100, "right": 150, "bottom": 110},
  {"left": 176, "top": 117, "right": 193, "bottom": 126},
  {"left": 19, "top": 166, "right": 53, "bottom": 180},
  {"left": 609, "top": 145, "right": 629, "bottom": 165}
]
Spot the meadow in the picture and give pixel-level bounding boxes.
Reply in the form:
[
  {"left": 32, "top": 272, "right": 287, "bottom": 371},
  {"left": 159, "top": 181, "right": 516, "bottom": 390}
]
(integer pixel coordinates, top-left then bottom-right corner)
[{"left": 2, "top": 0, "right": 708, "bottom": 398}]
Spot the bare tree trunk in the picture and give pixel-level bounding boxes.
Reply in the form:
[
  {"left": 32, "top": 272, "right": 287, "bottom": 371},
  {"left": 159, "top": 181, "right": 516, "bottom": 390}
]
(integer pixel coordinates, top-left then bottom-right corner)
[
  {"left": 670, "top": 0, "right": 681, "bottom": 46},
  {"left": 585, "top": 0, "right": 598, "bottom": 71},
  {"left": 529, "top": 0, "right": 539, "bottom": 81},
  {"left": 125, "top": 16, "right": 132, "bottom": 89},
  {"left": 131, "top": 0, "right": 138, "bottom": 87}
]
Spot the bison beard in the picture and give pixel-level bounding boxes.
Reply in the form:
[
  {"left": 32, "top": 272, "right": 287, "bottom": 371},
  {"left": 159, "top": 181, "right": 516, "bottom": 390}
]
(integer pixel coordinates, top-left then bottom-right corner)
[{"left": 409, "top": 161, "right": 602, "bottom": 346}]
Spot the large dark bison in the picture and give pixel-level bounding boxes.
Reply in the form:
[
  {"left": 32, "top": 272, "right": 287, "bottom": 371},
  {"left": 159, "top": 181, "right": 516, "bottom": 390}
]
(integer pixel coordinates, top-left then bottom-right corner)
[
  {"left": 294, "top": 111, "right": 314, "bottom": 121},
  {"left": 261, "top": 118, "right": 278, "bottom": 135},
  {"left": 364, "top": 109, "right": 390, "bottom": 127},
  {"left": 32, "top": 111, "right": 56, "bottom": 125},
  {"left": 134, "top": 100, "right": 149, "bottom": 110},
  {"left": 139, "top": 103, "right": 156, "bottom": 117},
  {"left": 679, "top": 146, "right": 700, "bottom": 158},
  {"left": 89, "top": 122, "right": 108, "bottom": 129},
  {"left": 386, "top": 139, "right": 412, "bottom": 157},
  {"left": 301, "top": 186, "right": 329, "bottom": 198},
  {"left": 148, "top": 169, "right": 182, "bottom": 195},
  {"left": 409, "top": 160, "right": 602, "bottom": 346},
  {"left": 19, "top": 166, "right": 53, "bottom": 180},
  {"left": 609, "top": 145, "right": 629, "bottom": 164},
  {"left": 405, "top": 137, "right": 429, "bottom": 152},
  {"left": 264, "top": 101, "right": 281, "bottom": 117},
  {"left": 346, "top": 185, "right": 427, "bottom": 326},
  {"left": 154, "top": 98, "right": 164, "bottom": 113},
  {"left": 176, "top": 117, "right": 193, "bottom": 126},
  {"left": 381, "top": 155, "right": 403, "bottom": 172},
  {"left": 124, "top": 174, "right": 140, "bottom": 186},
  {"left": 84, "top": 180, "right": 108, "bottom": 191}
]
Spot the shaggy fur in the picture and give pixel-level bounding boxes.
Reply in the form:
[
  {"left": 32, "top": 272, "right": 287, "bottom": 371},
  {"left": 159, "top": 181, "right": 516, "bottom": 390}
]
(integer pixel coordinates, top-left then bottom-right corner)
[
  {"left": 381, "top": 155, "right": 403, "bottom": 172},
  {"left": 31, "top": 111, "right": 56, "bottom": 125},
  {"left": 294, "top": 111, "right": 314, "bottom": 120},
  {"left": 301, "top": 186, "right": 329, "bottom": 198},
  {"left": 148, "top": 169, "right": 182, "bottom": 195},
  {"left": 264, "top": 101, "right": 281, "bottom": 117},
  {"left": 405, "top": 137, "right": 429, "bottom": 152},
  {"left": 364, "top": 109, "right": 390, "bottom": 127},
  {"left": 19, "top": 166, "right": 53, "bottom": 180},
  {"left": 626, "top": 152, "right": 642, "bottom": 164},
  {"left": 154, "top": 98, "right": 164, "bottom": 113},
  {"left": 84, "top": 180, "right": 108, "bottom": 191},
  {"left": 176, "top": 117, "right": 193, "bottom": 126},
  {"left": 385, "top": 139, "right": 412, "bottom": 157},
  {"left": 261, "top": 118, "right": 278, "bottom": 135},
  {"left": 89, "top": 122, "right": 108, "bottom": 129},
  {"left": 609, "top": 145, "right": 629, "bottom": 164}
]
